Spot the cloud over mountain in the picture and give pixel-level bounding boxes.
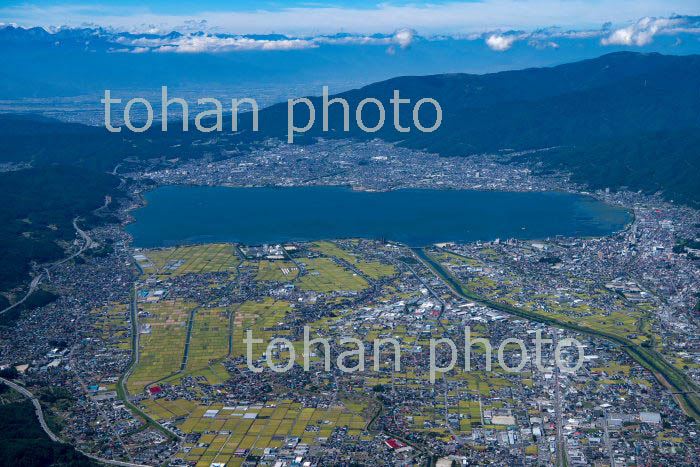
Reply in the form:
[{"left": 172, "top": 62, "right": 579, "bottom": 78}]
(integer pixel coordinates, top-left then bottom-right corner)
[
  {"left": 485, "top": 34, "right": 518, "bottom": 51},
  {"left": 601, "top": 15, "right": 700, "bottom": 46},
  {"left": 1, "top": 14, "right": 700, "bottom": 54}
]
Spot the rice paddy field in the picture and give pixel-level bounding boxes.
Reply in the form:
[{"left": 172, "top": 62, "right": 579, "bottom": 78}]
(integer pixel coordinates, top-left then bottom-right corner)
[
  {"left": 98, "top": 239, "right": 595, "bottom": 465},
  {"left": 184, "top": 306, "right": 230, "bottom": 370},
  {"left": 311, "top": 241, "right": 397, "bottom": 279},
  {"left": 255, "top": 260, "right": 298, "bottom": 282},
  {"left": 166, "top": 401, "right": 368, "bottom": 467},
  {"left": 156, "top": 306, "right": 234, "bottom": 385},
  {"left": 133, "top": 243, "right": 241, "bottom": 278},
  {"left": 138, "top": 397, "right": 198, "bottom": 421},
  {"left": 127, "top": 296, "right": 293, "bottom": 393},
  {"left": 90, "top": 302, "right": 132, "bottom": 353},
  {"left": 432, "top": 249, "right": 657, "bottom": 343},
  {"left": 70, "top": 222, "right": 700, "bottom": 467},
  {"left": 126, "top": 299, "right": 194, "bottom": 393},
  {"left": 231, "top": 298, "right": 292, "bottom": 359},
  {"left": 297, "top": 257, "right": 368, "bottom": 293},
  {"left": 121, "top": 242, "right": 534, "bottom": 458},
  {"left": 133, "top": 396, "right": 370, "bottom": 467}
]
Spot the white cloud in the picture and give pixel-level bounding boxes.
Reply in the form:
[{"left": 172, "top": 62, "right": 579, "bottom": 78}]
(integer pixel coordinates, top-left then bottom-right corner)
[
  {"left": 116, "top": 33, "right": 397, "bottom": 53},
  {"left": 393, "top": 28, "right": 415, "bottom": 49},
  {"left": 600, "top": 15, "right": 691, "bottom": 46},
  {"left": 4, "top": 10, "right": 700, "bottom": 54},
  {"left": 109, "top": 28, "right": 418, "bottom": 53},
  {"left": 486, "top": 34, "right": 518, "bottom": 51},
  {"left": 527, "top": 39, "right": 560, "bottom": 49},
  {"left": 155, "top": 35, "right": 319, "bottom": 52}
]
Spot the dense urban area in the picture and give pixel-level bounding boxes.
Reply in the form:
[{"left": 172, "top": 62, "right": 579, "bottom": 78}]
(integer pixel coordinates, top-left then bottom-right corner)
[{"left": 1, "top": 138, "right": 700, "bottom": 467}]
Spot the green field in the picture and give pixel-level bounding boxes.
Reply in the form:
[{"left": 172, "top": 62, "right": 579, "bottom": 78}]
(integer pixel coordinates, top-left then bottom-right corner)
[
  {"left": 171, "top": 400, "right": 367, "bottom": 467},
  {"left": 298, "top": 257, "right": 368, "bottom": 293},
  {"left": 311, "top": 241, "right": 396, "bottom": 279},
  {"left": 127, "top": 299, "right": 194, "bottom": 393},
  {"left": 255, "top": 260, "right": 298, "bottom": 282},
  {"left": 135, "top": 243, "right": 240, "bottom": 277}
]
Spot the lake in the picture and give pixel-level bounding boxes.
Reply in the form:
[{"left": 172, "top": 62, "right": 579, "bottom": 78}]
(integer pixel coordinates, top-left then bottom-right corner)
[{"left": 126, "top": 185, "right": 632, "bottom": 247}]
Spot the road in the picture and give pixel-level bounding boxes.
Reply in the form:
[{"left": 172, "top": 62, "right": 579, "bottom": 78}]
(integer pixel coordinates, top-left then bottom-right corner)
[
  {"left": 603, "top": 412, "right": 616, "bottom": 467},
  {"left": 73, "top": 217, "right": 96, "bottom": 249},
  {"left": 552, "top": 329, "right": 567, "bottom": 467},
  {"left": 69, "top": 347, "right": 134, "bottom": 463},
  {"left": 0, "top": 217, "right": 95, "bottom": 316},
  {"left": 396, "top": 254, "right": 464, "bottom": 445},
  {"left": 412, "top": 247, "right": 700, "bottom": 422},
  {"left": 0, "top": 377, "right": 150, "bottom": 467},
  {"left": 119, "top": 289, "right": 140, "bottom": 406},
  {"left": 0, "top": 376, "right": 61, "bottom": 442},
  {"left": 115, "top": 278, "right": 182, "bottom": 442}
]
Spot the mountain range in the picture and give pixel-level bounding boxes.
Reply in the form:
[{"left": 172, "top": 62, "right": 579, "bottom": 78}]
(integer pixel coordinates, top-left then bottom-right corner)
[
  {"left": 3, "top": 23, "right": 700, "bottom": 99},
  {"left": 10, "top": 51, "right": 696, "bottom": 201}
]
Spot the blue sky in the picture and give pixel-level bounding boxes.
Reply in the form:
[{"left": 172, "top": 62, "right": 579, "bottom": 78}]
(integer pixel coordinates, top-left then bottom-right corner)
[
  {"left": 2, "top": 1, "right": 700, "bottom": 97},
  {"left": 2, "top": 1, "right": 428, "bottom": 14},
  {"left": 2, "top": 1, "right": 699, "bottom": 35}
]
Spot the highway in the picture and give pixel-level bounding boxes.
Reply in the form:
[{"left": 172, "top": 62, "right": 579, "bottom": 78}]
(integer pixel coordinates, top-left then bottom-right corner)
[
  {"left": 0, "top": 376, "right": 62, "bottom": 442},
  {"left": 0, "top": 376, "right": 150, "bottom": 467},
  {"left": 0, "top": 217, "right": 95, "bottom": 316}
]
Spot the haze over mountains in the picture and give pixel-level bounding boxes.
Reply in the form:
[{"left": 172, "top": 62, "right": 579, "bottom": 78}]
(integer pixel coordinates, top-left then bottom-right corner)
[
  {"left": 3, "top": 22, "right": 700, "bottom": 100},
  {"left": 2, "top": 50, "right": 698, "bottom": 204}
]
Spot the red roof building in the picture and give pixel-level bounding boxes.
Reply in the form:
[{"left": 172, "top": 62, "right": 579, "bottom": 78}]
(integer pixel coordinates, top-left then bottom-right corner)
[{"left": 384, "top": 439, "right": 406, "bottom": 450}]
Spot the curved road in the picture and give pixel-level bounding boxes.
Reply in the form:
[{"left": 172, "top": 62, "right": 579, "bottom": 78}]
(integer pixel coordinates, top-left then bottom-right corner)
[
  {"left": 0, "top": 377, "right": 149, "bottom": 467},
  {"left": 0, "top": 217, "right": 95, "bottom": 316},
  {"left": 0, "top": 376, "right": 62, "bottom": 442}
]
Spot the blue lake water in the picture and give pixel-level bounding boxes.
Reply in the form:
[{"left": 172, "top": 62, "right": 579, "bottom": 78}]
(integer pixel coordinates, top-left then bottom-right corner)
[{"left": 126, "top": 185, "right": 632, "bottom": 247}]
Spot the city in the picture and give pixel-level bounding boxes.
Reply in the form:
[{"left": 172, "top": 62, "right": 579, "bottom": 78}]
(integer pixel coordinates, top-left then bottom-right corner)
[
  {"left": 1, "top": 140, "right": 699, "bottom": 466},
  {"left": 2, "top": 3, "right": 700, "bottom": 466}
]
